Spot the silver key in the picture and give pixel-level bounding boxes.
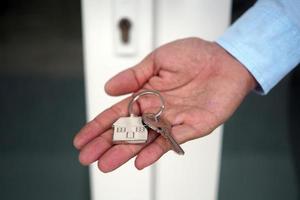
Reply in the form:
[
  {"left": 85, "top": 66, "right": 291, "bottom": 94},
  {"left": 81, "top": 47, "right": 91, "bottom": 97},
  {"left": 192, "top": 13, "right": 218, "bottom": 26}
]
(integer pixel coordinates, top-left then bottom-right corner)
[
  {"left": 142, "top": 113, "right": 185, "bottom": 155},
  {"left": 112, "top": 116, "right": 148, "bottom": 144}
]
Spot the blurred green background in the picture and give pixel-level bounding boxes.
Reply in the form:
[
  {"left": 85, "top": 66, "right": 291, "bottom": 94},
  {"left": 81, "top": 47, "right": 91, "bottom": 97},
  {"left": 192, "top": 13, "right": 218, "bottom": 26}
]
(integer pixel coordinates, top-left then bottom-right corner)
[
  {"left": 0, "top": 0, "right": 90, "bottom": 199},
  {"left": 0, "top": 0, "right": 299, "bottom": 200}
]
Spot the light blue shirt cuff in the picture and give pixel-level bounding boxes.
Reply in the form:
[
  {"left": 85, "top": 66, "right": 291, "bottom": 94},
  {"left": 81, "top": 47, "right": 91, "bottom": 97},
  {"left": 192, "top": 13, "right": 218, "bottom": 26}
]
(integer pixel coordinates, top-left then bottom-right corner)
[{"left": 216, "top": 0, "right": 300, "bottom": 94}]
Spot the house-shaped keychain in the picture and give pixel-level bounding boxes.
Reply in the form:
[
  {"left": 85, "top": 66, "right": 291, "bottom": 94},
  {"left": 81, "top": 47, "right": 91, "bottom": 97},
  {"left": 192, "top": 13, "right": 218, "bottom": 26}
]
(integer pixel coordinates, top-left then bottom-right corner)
[{"left": 112, "top": 116, "right": 148, "bottom": 144}]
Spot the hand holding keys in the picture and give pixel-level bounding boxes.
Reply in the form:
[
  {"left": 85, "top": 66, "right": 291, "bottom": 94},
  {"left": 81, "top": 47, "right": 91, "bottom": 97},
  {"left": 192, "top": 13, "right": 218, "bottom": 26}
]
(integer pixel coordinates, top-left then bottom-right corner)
[
  {"left": 112, "top": 90, "right": 184, "bottom": 155},
  {"left": 74, "top": 38, "right": 252, "bottom": 171}
]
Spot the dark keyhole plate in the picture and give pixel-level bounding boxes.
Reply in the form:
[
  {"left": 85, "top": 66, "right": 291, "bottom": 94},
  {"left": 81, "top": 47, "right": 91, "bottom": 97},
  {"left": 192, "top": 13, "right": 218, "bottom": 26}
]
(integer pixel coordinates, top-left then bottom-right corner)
[{"left": 118, "top": 18, "right": 132, "bottom": 44}]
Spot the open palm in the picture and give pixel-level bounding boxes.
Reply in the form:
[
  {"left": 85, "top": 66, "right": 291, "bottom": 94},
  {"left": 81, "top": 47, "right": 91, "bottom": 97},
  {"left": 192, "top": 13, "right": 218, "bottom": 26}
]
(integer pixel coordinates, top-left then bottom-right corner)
[{"left": 73, "top": 38, "right": 255, "bottom": 172}]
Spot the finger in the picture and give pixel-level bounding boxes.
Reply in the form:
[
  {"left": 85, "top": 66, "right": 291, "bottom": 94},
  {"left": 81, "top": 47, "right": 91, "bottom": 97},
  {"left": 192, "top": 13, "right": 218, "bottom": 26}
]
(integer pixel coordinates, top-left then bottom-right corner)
[
  {"left": 105, "top": 53, "right": 155, "bottom": 96},
  {"left": 78, "top": 129, "right": 113, "bottom": 165},
  {"left": 135, "top": 124, "right": 197, "bottom": 170},
  {"left": 98, "top": 131, "right": 158, "bottom": 173},
  {"left": 73, "top": 97, "right": 131, "bottom": 150}
]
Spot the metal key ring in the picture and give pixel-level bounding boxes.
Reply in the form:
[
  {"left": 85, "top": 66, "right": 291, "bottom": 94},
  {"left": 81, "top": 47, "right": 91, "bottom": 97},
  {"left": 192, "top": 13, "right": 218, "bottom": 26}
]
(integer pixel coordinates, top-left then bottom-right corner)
[{"left": 128, "top": 90, "right": 165, "bottom": 119}]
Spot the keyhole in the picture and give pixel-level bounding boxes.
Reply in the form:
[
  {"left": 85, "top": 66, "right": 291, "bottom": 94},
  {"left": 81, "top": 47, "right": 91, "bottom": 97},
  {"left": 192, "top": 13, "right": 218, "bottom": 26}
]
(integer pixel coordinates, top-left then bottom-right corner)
[{"left": 118, "top": 18, "right": 132, "bottom": 44}]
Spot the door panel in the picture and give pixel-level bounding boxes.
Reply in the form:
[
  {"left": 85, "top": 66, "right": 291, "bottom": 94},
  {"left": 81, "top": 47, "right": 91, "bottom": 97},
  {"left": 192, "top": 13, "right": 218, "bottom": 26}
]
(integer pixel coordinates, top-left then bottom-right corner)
[{"left": 81, "top": 0, "right": 231, "bottom": 199}]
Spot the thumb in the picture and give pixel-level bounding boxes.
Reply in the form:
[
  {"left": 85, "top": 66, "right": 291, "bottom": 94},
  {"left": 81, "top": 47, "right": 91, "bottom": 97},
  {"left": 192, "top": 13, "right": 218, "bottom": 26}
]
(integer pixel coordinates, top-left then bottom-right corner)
[{"left": 105, "top": 53, "right": 155, "bottom": 96}]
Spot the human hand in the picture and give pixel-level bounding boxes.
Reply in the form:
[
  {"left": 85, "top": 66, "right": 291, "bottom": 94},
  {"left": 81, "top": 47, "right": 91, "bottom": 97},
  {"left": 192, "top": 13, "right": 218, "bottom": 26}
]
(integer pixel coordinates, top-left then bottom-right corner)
[{"left": 73, "top": 37, "right": 256, "bottom": 172}]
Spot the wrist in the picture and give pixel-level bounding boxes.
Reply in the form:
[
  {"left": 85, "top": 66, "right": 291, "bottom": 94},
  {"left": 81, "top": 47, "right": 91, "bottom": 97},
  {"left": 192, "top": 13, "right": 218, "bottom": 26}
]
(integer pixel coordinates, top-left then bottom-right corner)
[{"left": 213, "top": 42, "right": 257, "bottom": 94}]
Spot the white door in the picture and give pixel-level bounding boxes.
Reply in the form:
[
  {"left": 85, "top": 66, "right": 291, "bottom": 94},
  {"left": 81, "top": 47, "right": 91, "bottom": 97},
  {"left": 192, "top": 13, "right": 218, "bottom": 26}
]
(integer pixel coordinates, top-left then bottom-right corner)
[{"left": 81, "top": 0, "right": 231, "bottom": 199}]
